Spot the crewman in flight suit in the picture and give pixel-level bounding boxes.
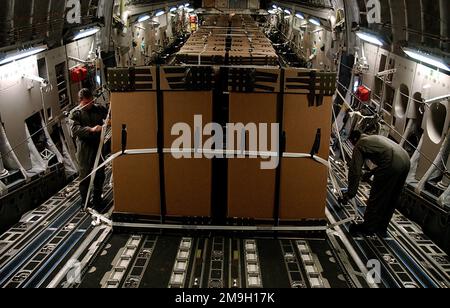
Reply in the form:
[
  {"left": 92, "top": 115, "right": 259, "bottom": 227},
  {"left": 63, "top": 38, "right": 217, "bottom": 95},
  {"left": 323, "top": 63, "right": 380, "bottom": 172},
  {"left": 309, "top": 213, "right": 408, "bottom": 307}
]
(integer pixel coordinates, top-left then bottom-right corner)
[
  {"left": 69, "top": 88, "right": 108, "bottom": 209},
  {"left": 340, "top": 131, "right": 411, "bottom": 236}
]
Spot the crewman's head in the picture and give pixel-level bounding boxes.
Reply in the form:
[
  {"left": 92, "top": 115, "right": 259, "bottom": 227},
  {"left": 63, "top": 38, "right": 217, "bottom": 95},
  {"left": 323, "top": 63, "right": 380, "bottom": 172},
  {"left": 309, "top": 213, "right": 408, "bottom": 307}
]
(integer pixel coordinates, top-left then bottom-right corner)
[
  {"left": 78, "top": 88, "right": 94, "bottom": 110},
  {"left": 349, "top": 130, "right": 362, "bottom": 146}
]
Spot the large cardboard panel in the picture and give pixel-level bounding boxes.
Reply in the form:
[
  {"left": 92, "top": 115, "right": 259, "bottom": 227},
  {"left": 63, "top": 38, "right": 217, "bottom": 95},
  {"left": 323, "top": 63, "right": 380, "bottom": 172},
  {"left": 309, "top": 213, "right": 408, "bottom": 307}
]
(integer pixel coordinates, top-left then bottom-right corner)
[
  {"left": 280, "top": 159, "right": 328, "bottom": 220},
  {"left": 228, "top": 93, "right": 278, "bottom": 149},
  {"left": 163, "top": 91, "right": 213, "bottom": 147},
  {"left": 227, "top": 93, "right": 278, "bottom": 219},
  {"left": 281, "top": 94, "right": 331, "bottom": 221},
  {"left": 283, "top": 95, "right": 332, "bottom": 159},
  {"left": 163, "top": 91, "right": 213, "bottom": 217},
  {"left": 111, "top": 92, "right": 160, "bottom": 216},
  {"left": 111, "top": 92, "right": 158, "bottom": 151},
  {"left": 164, "top": 156, "right": 212, "bottom": 217},
  {"left": 228, "top": 159, "right": 276, "bottom": 219},
  {"left": 113, "top": 155, "right": 161, "bottom": 215}
]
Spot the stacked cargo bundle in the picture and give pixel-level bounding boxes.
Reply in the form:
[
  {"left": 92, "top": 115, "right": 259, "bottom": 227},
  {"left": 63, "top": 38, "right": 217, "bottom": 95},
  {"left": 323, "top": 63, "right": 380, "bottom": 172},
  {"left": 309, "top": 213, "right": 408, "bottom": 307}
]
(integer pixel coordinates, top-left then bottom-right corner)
[
  {"left": 228, "top": 29, "right": 278, "bottom": 66},
  {"left": 176, "top": 26, "right": 228, "bottom": 65},
  {"left": 177, "top": 14, "right": 278, "bottom": 66},
  {"left": 108, "top": 66, "right": 337, "bottom": 227}
]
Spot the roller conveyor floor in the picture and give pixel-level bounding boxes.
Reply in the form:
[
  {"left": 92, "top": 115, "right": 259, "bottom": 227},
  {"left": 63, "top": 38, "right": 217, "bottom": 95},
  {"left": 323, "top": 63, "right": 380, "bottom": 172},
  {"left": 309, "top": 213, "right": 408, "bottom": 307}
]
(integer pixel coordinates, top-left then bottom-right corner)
[
  {"left": 0, "top": 164, "right": 450, "bottom": 288},
  {"left": 78, "top": 235, "right": 350, "bottom": 288}
]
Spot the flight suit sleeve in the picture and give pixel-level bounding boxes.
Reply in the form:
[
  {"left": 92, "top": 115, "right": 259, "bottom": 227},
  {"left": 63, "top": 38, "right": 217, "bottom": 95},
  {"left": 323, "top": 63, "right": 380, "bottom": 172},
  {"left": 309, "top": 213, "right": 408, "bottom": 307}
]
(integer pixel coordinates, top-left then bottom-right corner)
[
  {"left": 69, "top": 111, "right": 93, "bottom": 140},
  {"left": 347, "top": 144, "right": 365, "bottom": 199}
]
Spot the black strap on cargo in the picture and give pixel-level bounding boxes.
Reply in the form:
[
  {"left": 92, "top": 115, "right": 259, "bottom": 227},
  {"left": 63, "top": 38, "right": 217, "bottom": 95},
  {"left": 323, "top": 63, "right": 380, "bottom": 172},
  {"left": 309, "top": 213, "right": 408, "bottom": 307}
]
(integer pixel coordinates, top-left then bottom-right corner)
[
  {"left": 121, "top": 124, "right": 127, "bottom": 155},
  {"left": 310, "top": 129, "right": 321, "bottom": 158}
]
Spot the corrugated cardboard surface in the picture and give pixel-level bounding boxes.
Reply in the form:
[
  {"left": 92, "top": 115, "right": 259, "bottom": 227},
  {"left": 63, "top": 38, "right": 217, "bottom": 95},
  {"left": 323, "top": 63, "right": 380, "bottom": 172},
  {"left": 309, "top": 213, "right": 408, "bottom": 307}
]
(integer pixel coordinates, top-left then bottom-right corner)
[
  {"left": 227, "top": 93, "right": 278, "bottom": 219},
  {"left": 283, "top": 95, "right": 332, "bottom": 159},
  {"left": 280, "top": 95, "right": 332, "bottom": 220},
  {"left": 164, "top": 156, "right": 212, "bottom": 217},
  {"left": 280, "top": 159, "right": 328, "bottom": 220},
  {"left": 111, "top": 92, "right": 160, "bottom": 215},
  {"left": 163, "top": 91, "right": 213, "bottom": 147},
  {"left": 163, "top": 91, "right": 213, "bottom": 217},
  {"left": 113, "top": 155, "right": 161, "bottom": 215},
  {"left": 228, "top": 159, "right": 276, "bottom": 219},
  {"left": 111, "top": 92, "right": 158, "bottom": 151}
]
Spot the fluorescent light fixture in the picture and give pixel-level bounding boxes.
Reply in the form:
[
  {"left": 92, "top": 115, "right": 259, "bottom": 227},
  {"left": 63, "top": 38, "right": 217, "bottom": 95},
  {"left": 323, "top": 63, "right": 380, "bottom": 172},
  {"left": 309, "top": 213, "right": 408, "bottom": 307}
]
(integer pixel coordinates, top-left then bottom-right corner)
[
  {"left": 170, "top": 7, "right": 177, "bottom": 12},
  {"left": 403, "top": 47, "right": 450, "bottom": 71},
  {"left": 268, "top": 9, "right": 277, "bottom": 14},
  {"left": 73, "top": 27, "right": 100, "bottom": 41},
  {"left": 0, "top": 45, "right": 48, "bottom": 66},
  {"left": 355, "top": 31, "right": 383, "bottom": 46},
  {"left": 309, "top": 18, "right": 321, "bottom": 26},
  {"left": 179, "top": 5, "right": 185, "bottom": 10},
  {"left": 295, "top": 12, "right": 305, "bottom": 19},
  {"left": 155, "top": 10, "right": 165, "bottom": 17},
  {"left": 185, "top": 8, "right": 194, "bottom": 13},
  {"left": 272, "top": 4, "right": 278, "bottom": 9},
  {"left": 284, "top": 9, "right": 291, "bottom": 15},
  {"left": 185, "top": 3, "right": 190, "bottom": 7},
  {"left": 138, "top": 15, "right": 151, "bottom": 22}
]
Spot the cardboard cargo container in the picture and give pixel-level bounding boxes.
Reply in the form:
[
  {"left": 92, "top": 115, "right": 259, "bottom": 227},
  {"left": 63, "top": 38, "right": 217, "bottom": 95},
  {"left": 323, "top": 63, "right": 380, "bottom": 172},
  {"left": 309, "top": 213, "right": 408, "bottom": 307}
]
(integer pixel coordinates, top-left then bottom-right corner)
[
  {"left": 227, "top": 92, "right": 278, "bottom": 219},
  {"left": 111, "top": 91, "right": 161, "bottom": 216},
  {"left": 280, "top": 94, "right": 333, "bottom": 220},
  {"left": 163, "top": 91, "right": 214, "bottom": 217}
]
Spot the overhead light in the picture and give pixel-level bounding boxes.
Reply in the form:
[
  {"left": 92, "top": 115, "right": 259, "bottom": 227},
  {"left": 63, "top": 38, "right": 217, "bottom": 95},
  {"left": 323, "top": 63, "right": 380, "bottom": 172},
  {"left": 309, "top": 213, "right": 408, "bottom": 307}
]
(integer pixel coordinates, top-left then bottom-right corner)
[
  {"left": 295, "top": 12, "right": 305, "bottom": 19},
  {"left": 272, "top": 4, "right": 278, "bottom": 9},
  {"left": 185, "top": 8, "right": 194, "bottom": 13},
  {"left": 284, "top": 9, "right": 291, "bottom": 15},
  {"left": 268, "top": 9, "right": 277, "bottom": 14},
  {"left": 185, "top": 3, "right": 190, "bottom": 7},
  {"left": 170, "top": 7, "right": 177, "bottom": 12},
  {"left": 0, "top": 45, "right": 48, "bottom": 66},
  {"left": 402, "top": 47, "right": 450, "bottom": 72},
  {"left": 137, "top": 15, "right": 151, "bottom": 23},
  {"left": 179, "top": 5, "right": 185, "bottom": 10},
  {"left": 73, "top": 27, "right": 100, "bottom": 41},
  {"left": 355, "top": 31, "right": 383, "bottom": 46},
  {"left": 309, "top": 18, "right": 321, "bottom": 26},
  {"left": 155, "top": 10, "right": 165, "bottom": 17}
]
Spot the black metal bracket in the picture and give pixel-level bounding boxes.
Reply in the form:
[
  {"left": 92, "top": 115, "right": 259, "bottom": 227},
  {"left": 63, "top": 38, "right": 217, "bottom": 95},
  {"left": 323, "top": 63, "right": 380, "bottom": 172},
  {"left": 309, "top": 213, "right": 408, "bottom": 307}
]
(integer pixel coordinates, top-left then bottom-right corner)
[
  {"left": 310, "top": 129, "right": 322, "bottom": 158},
  {"left": 121, "top": 124, "right": 127, "bottom": 155}
]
